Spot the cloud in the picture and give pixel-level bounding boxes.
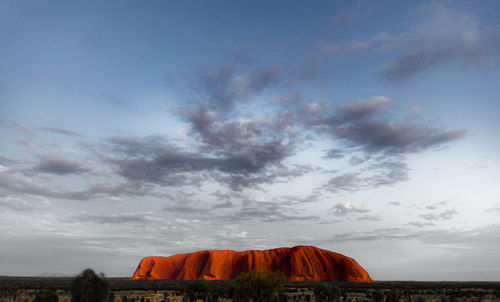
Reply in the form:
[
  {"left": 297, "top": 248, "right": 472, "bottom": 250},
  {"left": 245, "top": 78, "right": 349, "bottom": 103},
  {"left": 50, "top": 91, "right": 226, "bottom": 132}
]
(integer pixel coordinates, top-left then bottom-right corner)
[
  {"left": 322, "top": 160, "right": 409, "bottom": 193},
  {"left": 39, "top": 127, "right": 84, "bottom": 138},
  {"left": 107, "top": 141, "right": 291, "bottom": 190},
  {"left": 380, "top": 3, "right": 500, "bottom": 82},
  {"left": 409, "top": 221, "right": 435, "bottom": 228},
  {"left": 204, "top": 192, "right": 320, "bottom": 223},
  {"left": 0, "top": 167, "right": 152, "bottom": 201},
  {"left": 336, "top": 97, "right": 391, "bottom": 120},
  {"left": 420, "top": 208, "right": 458, "bottom": 221},
  {"left": 218, "top": 201, "right": 318, "bottom": 223},
  {"left": 426, "top": 199, "right": 451, "bottom": 210},
  {"left": 329, "top": 0, "right": 372, "bottom": 25},
  {"left": 316, "top": 3, "right": 500, "bottom": 83},
  {"left": 191, "top": 62, "right": 288, "bottom": 115},
  {"left": 322, "top": 149, "right": 344, "bottom": 159},
  {"left": 368, "top": 161, "right": 409, "bottom": 188},
  {"left": 325, "top": 227, "right": 419, "bottom": 242},
  {"left": 162, "top": 196, "right": 210, "bottom": 214},
  {"left": 317, "top": 32, "right": 401, "bottom": 56},
  {"left": 331, "top": 202, "right": 370, "bottom": 216},
  {"left": 324, "top": 173, "right": 361, "bottom": 193},
  {"left": 1, "top": 119, "right": 34, "bottom": 135},
  {"left": 0, "top": 155, "right": 19, "bottom": 165},
  {"left": 32, "top": 155, "right": 89, "bottom": 175},
  {"left": 0, "top": 196, "right": 51, "bottom": 211},
  {"left": 102, "top": 113, "right": 301, "bottom": 190},
  {"left": 356, "top": 214, "right": 382, "bottom": 221},
  {"left": 311, "top": 97, "right": 466, "bottom": 154},
  {"left": 245, "top": 65, "right": 283, "bottom": 91},
  {"left": 71, "top": 211, "right": 165, "bottom": 225},
  {"left": 388, "top": 201, "right": 401, "bottom": 206}
]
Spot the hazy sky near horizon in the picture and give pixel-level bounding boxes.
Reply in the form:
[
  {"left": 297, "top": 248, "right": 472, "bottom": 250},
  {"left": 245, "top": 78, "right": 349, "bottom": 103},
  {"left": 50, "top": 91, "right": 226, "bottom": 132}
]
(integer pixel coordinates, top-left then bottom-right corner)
[{"left": 1, "top": 0, "right": 500, "bottom": 280}]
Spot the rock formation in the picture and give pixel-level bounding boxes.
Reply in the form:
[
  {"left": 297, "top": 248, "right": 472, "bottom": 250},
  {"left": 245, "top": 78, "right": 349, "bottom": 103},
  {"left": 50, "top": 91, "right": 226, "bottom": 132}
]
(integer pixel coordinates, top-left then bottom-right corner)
[{"left": 132, "top": 245, "right": 372, "bottom": 282}]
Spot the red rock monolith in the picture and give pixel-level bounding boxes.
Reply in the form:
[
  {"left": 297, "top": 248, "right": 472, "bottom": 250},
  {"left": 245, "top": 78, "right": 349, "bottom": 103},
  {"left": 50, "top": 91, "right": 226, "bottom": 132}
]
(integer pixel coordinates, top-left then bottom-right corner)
[{"left": 132, "top": 245, "right": 372, "bottom": 282}]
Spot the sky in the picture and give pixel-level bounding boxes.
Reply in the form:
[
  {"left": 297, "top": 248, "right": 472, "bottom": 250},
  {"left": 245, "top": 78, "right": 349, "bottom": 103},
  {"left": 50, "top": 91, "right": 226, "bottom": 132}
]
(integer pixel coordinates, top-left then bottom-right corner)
[{"left": 1, "top": 0, "right": 499, "bottom": 281}]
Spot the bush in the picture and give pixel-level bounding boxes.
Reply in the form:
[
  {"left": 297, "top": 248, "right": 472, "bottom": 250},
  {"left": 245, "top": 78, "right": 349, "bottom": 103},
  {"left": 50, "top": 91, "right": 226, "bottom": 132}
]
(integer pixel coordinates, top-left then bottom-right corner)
[
  {"left": 386, "top": 292, "right": 400, "bottom": 302},
  {"left": 183, "top": 280, "right": 209, "bottom": 301},
  {"left": 233, "top": 270, "right": 286, "bottom": 302},
  {"left": 34, "top": 288, "right": 59, "bottom": 302},
  {"left": 374, "top": 291, "right": 386, "bottom": 302},
  {"left": 314, "top": 284, "right": 342, "bottom": 302},
  {"left": 69, "top": 268, "right": 110, "bottom": 302}
]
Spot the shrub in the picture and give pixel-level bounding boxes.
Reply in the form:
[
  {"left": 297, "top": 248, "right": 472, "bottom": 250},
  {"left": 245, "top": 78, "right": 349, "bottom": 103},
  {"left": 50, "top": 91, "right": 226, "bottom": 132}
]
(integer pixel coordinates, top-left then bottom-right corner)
[
  {"left": 34, "top": 288, "right": 59, "bottom": 302},
  {"left": 233, "top": 270, "right": 286, "bottom": 302},
  {"left": 374, "top": 290, "right": 386, "bottom": 302},
  {"left": 314, "top": 284, "right": 342, "bottom": 302},
  {"left": 386, "top": 292, "right": 400, "bottom": 302},
  {"left": 69, "top": 268, "right": 110, "bottom": 302},
  {"left": 183, "top": 280, "right": 209, "bottom": 301}
]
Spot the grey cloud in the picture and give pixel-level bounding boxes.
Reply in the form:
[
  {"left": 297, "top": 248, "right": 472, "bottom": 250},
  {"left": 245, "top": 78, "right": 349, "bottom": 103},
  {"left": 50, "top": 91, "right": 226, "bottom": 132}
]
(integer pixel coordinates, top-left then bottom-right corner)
[
  {"left": 39, "top": 127, "right": 84, "bottom": 138},
  {"left": 1, "top": 120, "right": 34, "bottom": 135},
  {"left": 16, "top": 138, "right": 38, "bottom": 150},
  {"left": 0, "top": 169, "right": 152, "bottom": 201},
  {"left": 324, "top": 173, "right": 361, "bottom": 193},
  {"left": 0, "top": 155, "right": 20, "bottom": 165},
  {"left": 329, "top": 0, "right": 372, "bottom": 25},
  {"left": 0, "top": 196, "right": 50, "bottom": 211},
  {"left": 163, "top": 201, "right": 208, "bottom": 214},
  {"left": 201, "top": 62, "right": 239, "bottom": 114},
  {"left": 325, "top": 227, "right": 419, "bottom": 242},
  {"left": 0, "top": 171, "right": 82, "bottom": 200},
  {"left": 380, "top": 4, "right": 500, "bottom": 82},
  {"left": 368, "top": 161, "right": 409, "bottom": 188},
  {"left": 336, "top": 96, "right": 391, "bottom": 120},
  {"left": 246, "top": 65, "right": 283, "bottom": 91},
  {"left": 312, "top": 97, "right": 466, "bottom": 154},
  {"left": 32, "top": 155, "right": 89, "bottom": 175},
  {"left": 332, "top": 118, "right": 466, "bottom": 154},
  {"left": 213, "top": 227, "right": 249, "bottom": 246},
  {"left": 321, "top": 160, "right": 410, "bottom": 194},
  {"left": 299, "top": 59, "right": 323, "bottom": 81},
  {"left": 317, "top": 3, "right": 500, "bottom": 83},
  {"left": 409, "top": 221, "right": 435, "bottom": 228},
  {"left": 218, "top": 201, "right": 318, "bottom": 223},
  {"left": 317, "top": 32, "right": 401, "bottom": 55},
  {"left": 270, "top": 164, "right": 319, "bottom": 180},
  {"left": 179, "top": 107, "right": 295, "bottom": 152},
  {"left": 0, "top": 211, "right": 199, "bottom": 276},
  {"left": 72, "top": 211, "right": 165, "bottom": 225},
  {"left": 331, "top": 202, "right": 370, "bottom": 216},
  {"left": 349, "top": 155, "right": 367, "bottom": 165},
  {"left": 487, "top": 205, "right": 500, "bottom": 213},
  {"left": 322, "top": 149, "right": 344, "bottom": 159},
  {"left": 274, "top": 93, "right": 305, "bottom": 105},
  {"left": 356, "top": 214, "right": 382, "bottom": 221},
  {"left": 381, "top": 50, "right": 453, "bottom": 82},
  {"left": 104, "top": 121, "right": 300, "bottom": 190},
  {"left": 420, "top": 208, "right": 458, "bottom": 221},
  {"left": 426, "top": 200, "right": 451, "bottom": 210},
  {"left": 206, "top": 192, "right": 320, "bottom": 223},
  {"left": 389, "top": 201, "right": 401, "bottom": 206},
  {"left": 194, "top": 63, "right": 289, "bottom": 115},
  {"left": 171, "top": 108, "right": 301, "bottom": 189}
]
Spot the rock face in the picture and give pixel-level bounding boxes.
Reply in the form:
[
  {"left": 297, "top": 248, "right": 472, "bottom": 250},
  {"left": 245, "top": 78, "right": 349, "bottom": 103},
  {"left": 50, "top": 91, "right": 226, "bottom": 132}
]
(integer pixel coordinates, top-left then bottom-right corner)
[{"left": 132, "top": 245, "right": 372, "bottom": 282}]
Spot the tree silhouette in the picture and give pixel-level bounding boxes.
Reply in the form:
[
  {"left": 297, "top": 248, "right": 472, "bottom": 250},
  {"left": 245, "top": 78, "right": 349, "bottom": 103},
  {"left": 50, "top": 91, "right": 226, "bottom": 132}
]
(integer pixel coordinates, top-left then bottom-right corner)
[
  {"left": 233, "top": 270, "right": 286, "bottom": 302},
  {"left": 69, "top": 268, "right": 110, "bottom": 302}
]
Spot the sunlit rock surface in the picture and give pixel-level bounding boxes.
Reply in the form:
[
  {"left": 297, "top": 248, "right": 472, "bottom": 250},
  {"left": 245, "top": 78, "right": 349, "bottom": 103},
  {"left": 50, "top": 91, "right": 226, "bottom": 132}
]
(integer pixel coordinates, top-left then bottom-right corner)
[{"left": 132, "top": 245, "right": 372, "bottom": 282}]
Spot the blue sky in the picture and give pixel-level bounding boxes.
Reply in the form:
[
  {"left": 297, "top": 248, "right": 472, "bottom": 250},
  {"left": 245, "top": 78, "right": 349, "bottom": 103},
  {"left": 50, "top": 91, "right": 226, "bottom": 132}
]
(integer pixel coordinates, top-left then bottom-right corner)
[{"left": 1, "top": 0, "right": 499, "bottom": 280}]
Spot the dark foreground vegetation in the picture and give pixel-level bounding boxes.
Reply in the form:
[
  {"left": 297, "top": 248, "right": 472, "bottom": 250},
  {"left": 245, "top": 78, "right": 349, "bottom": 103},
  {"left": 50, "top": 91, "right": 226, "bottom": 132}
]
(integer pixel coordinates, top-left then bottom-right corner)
[{"left": 1, "top": 269, "right": 500, "bottom": 301}]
